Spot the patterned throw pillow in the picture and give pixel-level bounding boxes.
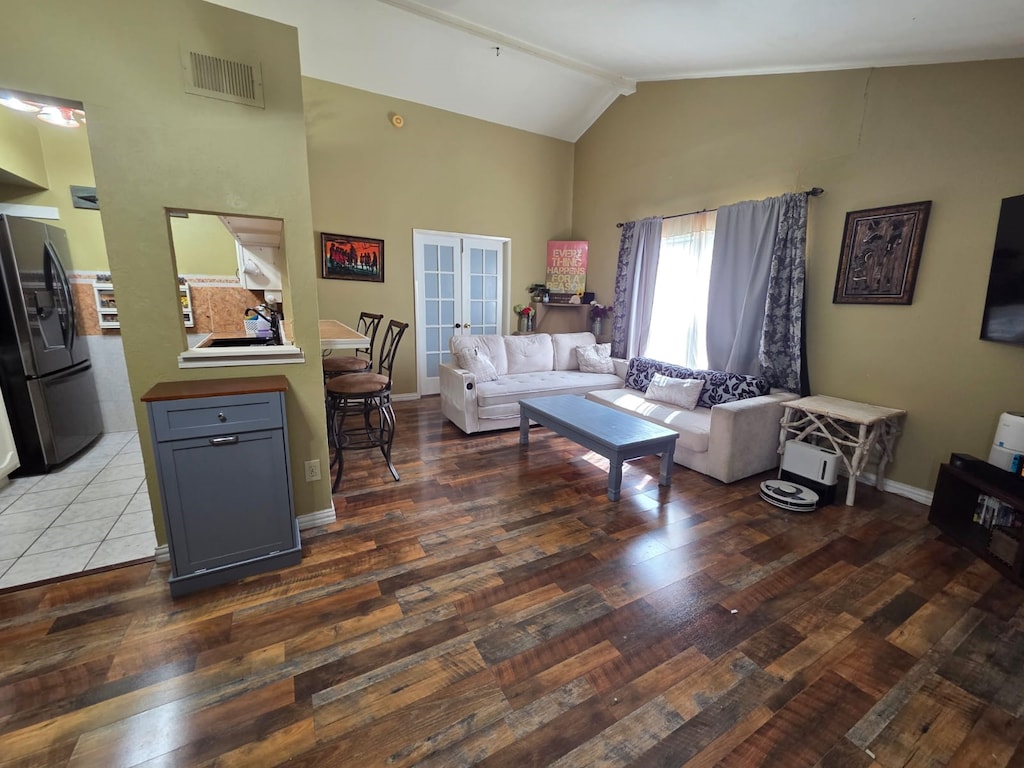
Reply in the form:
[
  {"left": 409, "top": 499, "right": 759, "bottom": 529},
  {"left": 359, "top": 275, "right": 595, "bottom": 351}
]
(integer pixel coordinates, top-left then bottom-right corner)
[
  {"left": 624, "top": 356, "right": 769, "bottom": 407},
  {"left": 455, "top": 348, "right": 499, "bottom": 382},
  {"left": 576, "top": 343, "right": 615, "bottom": 374}
]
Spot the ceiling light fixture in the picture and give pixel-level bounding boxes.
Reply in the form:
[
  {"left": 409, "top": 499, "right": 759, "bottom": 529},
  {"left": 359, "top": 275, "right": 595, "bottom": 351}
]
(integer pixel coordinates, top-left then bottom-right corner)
[
  {"left": 0, "top": 89, "right": 86, "bottom": 127},
  {"left": 36, "top": 105, "right": 80, "bottom": 128},
  {"left": 0, "top": 94, "right": 41, "bottom": 113}
]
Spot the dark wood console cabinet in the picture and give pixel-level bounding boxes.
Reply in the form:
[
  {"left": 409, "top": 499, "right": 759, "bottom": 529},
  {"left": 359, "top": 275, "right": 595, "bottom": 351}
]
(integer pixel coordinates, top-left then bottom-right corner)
[
  {"left": 928, "top": 453, "right": 1024, "bottom": 586},
  {"left": 142, "top": 375, "right": 301, "bottom": 597}
]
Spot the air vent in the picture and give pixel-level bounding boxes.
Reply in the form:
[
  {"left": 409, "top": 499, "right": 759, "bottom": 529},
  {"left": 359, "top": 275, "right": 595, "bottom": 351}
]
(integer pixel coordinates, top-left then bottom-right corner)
[{"left": 181, "top": 49, "right": 264, "bottom": 108}]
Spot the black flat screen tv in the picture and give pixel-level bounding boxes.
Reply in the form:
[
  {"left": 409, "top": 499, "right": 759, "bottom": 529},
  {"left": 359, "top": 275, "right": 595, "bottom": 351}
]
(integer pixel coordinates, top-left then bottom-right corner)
[{"left": 980, "top": 193, "right": 1024, "bottom": 345}]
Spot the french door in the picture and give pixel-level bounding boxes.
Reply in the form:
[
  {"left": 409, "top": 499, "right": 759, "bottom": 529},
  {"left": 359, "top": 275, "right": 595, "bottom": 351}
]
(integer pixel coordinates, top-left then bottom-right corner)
[{"left": 413, "top": 230, "right": 507, "bottom": 395}]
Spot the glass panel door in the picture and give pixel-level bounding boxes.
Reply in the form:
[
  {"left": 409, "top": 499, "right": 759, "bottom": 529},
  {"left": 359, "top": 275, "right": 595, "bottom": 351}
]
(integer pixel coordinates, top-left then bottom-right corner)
[
  {"left": 416, "top": 234, "right": 461, "bottom": 395},
  {"left": 413, "top": 231, "right": 506, "bottom": 395},
  {"left": 464, "top": 239, "right": 502, "bottom": 336}
]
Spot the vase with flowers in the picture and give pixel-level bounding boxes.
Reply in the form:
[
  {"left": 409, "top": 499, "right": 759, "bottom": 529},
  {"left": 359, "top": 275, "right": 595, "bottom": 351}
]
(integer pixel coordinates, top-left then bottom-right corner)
[
  {"left": 513, "top": 303, "right": 535, "bottom": 333},
  {"left": 589, "top": 301, "right": 611, "bottom": 338}
]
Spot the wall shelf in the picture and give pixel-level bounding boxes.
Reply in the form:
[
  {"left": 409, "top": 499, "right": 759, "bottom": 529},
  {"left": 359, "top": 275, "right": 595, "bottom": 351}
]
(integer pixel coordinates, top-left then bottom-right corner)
[
  {"left": 531, "top": 301, "right": 590, "bottom": 335},
  {"left": 94, "top": 279, "right": 193, "bottom": 329},
  {"left": 93, "top": 281, "right": 119, "bottom": 329}
]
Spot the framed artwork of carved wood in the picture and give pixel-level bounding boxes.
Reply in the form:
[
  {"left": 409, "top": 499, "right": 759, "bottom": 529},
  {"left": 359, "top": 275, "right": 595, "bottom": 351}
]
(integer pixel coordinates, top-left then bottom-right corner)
[{"left": 833, "top": 200, "right": 931, "bottom": 304}]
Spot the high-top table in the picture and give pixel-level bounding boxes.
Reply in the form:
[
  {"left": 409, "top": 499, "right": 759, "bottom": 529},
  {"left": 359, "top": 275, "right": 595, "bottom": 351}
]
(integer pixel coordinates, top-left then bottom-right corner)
[
  {"left": 317, "top": 319, "right": 369, "bottom": 350},
  {"left": 280, "top": 319, "right": 370, "bottom": 352},
  {"left": 778, "top": 395, "right": 906, "bottom": 506},
  {"left": 519, "top": 395, "right": 679, "bottom": 501}
]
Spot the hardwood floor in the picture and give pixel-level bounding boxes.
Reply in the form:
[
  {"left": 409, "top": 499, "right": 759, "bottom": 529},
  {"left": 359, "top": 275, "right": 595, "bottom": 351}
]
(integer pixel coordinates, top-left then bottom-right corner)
[{"left": 2, "top": 396, "right": 1023, "bottom": 767}]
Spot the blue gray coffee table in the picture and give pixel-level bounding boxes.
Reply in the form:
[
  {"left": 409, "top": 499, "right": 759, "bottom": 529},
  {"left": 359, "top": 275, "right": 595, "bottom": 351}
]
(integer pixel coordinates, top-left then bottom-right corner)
[{"left": 519, "top": 394, "right": 680, "bottom": 500}]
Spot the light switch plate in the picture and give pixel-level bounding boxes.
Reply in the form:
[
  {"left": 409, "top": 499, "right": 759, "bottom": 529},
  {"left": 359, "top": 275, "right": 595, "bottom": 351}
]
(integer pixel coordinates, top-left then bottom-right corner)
[{"left": 304, "top": 459, "right": 321, "bottom": 482}]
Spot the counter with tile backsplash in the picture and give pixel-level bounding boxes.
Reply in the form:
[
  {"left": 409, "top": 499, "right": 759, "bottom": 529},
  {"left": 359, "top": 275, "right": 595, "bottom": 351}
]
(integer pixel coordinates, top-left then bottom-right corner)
[{"left": 71, "top": 272, "right": 266, "bottom": 337}]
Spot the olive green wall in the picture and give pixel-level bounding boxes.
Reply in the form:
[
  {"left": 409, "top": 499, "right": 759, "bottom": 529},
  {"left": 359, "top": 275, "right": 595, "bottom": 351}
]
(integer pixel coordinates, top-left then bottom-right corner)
[
  {"left": 303, "top": 78, "right": 575, "bottom": 395},
  {"left": 0, "top": 0, "right": 331, "bottom": 540},
  {"left": 0, "top": 106, "right": 47, "bottom": 188},
  {"left": 0, "top": 112, "right": 108, "bottom": 272},
  {"left": 573, "top": 59, "right": 1024, "bottom": 492},
  {"left": 170, "top": 213, "right": 239, "bottom": 276}
]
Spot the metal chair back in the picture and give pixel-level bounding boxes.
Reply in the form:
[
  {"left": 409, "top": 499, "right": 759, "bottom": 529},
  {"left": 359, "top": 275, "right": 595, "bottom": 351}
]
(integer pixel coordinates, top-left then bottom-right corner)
[
  {"left": 375, "top": 320, "right": 409, "bottom": 388},
  {"left": 355, "top": 312, "right": 384, "bottom": 363}
]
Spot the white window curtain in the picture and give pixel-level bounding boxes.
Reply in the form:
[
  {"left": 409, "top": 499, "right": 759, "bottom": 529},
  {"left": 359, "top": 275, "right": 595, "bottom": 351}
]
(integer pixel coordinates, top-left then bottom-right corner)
[{"left": 643, "top": 211, "right": 717, "bottom": 368}]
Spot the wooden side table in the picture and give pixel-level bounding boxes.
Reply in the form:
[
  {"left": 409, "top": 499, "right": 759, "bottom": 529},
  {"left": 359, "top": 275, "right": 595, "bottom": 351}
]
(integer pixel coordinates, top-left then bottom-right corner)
[{"left": 778, "top": 395, "right": 906, "bottom": 506}]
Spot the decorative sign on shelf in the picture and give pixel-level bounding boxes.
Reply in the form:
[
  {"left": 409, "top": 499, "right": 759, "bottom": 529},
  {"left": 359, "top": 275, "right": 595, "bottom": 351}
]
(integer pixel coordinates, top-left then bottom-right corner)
[{"left": 546, "top": 240, "right": 588, "bottom": 295}]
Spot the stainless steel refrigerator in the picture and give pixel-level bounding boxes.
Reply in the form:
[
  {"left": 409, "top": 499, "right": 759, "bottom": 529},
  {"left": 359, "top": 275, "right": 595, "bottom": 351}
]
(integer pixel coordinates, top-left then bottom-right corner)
[{"left": 0, "top": 214, "right": 102, "bottom": 474}]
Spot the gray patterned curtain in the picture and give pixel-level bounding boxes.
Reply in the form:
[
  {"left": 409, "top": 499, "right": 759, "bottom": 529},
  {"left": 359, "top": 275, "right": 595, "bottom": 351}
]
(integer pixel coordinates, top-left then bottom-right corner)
[
  {"left": 759, "top": 193, "right": 808, "bottom": 393},
  {"left": 706, "top": 192, "right": 808, "bottom": 392},
  {"left": 610, "top": 217, "right": 663, "bottom": 359}
]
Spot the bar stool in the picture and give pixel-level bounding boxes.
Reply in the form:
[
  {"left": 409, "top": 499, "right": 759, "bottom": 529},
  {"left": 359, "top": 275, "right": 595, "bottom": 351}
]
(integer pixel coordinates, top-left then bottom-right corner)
[
  {"left": 326, "top": 320, "right": 408, "bottom": 491},
  {"left": 322, "top": 311, "right": 383, "bottom": 381}
]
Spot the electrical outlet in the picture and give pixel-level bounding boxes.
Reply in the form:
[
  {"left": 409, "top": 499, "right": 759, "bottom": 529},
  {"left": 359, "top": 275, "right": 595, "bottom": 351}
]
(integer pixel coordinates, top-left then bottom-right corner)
[{"left": 304, "top": 459, "right": 321, "bottom": 482}]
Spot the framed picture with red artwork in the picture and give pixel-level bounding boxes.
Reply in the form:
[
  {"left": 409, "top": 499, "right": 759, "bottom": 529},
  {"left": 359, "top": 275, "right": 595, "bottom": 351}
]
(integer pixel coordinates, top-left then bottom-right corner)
[{"left": 321, "top": 232, "right": 385, "bottom": 282}]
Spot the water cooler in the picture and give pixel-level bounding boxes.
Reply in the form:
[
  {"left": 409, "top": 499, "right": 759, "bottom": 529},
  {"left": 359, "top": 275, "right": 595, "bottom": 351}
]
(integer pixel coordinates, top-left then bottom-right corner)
[{"left": 989, "top": 411, "right": 1024, "bottom": 473}]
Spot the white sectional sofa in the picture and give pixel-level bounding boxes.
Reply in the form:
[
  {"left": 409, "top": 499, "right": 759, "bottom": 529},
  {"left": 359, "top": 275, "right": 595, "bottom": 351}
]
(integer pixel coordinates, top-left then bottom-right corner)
[
  {"left": 440, "top": 332, "right": 624, "bottom": 433},
  {"left": 440, "top": 337, "right": 798, "bottom": 484},
  {"left": 586, "top": 357, "right": 799, "bottom": 484}
]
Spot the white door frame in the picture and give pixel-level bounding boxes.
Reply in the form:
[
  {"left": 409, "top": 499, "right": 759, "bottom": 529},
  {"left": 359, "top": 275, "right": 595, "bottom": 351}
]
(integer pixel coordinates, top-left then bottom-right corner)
[{"left": 412, "top": 229, "right": 511, "bottom": 396}]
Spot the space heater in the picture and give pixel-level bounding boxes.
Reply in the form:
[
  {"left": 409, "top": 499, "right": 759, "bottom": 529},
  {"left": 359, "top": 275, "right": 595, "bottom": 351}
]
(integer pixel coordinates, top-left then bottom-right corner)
[{"left": 779, "top": 440, "right": 839, "bottom": 506}]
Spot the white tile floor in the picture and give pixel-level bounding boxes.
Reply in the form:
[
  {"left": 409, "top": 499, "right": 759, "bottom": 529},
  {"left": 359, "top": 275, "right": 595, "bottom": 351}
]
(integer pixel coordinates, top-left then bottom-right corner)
[{"left": 0, "top": 431, "right": 156, "bottom": 590}]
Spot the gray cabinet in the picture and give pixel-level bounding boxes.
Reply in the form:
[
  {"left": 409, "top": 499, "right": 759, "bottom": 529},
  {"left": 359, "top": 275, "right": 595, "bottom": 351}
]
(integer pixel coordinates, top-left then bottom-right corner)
[{"left": 142, "top": 376, "right": 301, "bottom": 597}]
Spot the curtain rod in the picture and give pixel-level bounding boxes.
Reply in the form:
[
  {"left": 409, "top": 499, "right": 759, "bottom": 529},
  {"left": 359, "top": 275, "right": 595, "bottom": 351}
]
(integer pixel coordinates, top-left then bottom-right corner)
[{"left": 615, "top": 186, "right": 824, "bottom": 228}]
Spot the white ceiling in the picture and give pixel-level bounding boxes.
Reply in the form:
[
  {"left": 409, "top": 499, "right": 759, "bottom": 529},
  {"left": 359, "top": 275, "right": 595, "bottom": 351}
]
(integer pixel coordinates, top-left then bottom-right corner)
[{"left": 212, "top": 0, "right": 1024, "bottom": 141}]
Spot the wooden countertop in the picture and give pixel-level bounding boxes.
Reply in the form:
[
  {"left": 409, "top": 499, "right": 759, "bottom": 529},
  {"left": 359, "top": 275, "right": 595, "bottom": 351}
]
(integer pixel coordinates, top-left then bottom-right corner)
[
  {"left": 281, "top": 319, "right": 370, "bottom": 350},
  {"left": 141, "top": 375, "right": 289, "bottom": 402}
]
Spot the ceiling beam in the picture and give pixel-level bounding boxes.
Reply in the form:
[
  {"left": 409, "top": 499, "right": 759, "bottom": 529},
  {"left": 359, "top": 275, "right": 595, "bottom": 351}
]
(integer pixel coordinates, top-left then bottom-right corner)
[{"left": 376, "top": 0, "right": 637, "bottom": 96}]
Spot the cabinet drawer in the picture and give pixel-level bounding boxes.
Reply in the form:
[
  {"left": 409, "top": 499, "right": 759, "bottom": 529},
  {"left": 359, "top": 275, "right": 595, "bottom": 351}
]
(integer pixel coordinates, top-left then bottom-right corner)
[{"left": 149, "top": 391, "right": 284, "bottom": 442}]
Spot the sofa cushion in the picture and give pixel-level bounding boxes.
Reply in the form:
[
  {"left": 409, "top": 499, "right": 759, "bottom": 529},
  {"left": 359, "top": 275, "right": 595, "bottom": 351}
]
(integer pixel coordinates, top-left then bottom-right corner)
[
  {"left": 624, "top": 356, "right": 769, "bottom": 408},
  {"left": 504, "top": 333, "right": 554, "bottom": 374},
  {"left": 451, "top": 334, "right": 509, "bottom": 375},
  {"left": 645, "top": 374, "right": 703, "bottom": 410},
  {"left": 587, "top": 388, "right": 711, "bottom": 454},
  {"left": 552, "top": 332, "right": 596, "bottom": 370},
  {"left": 454, "top": 347, "right": 499, "bottom": 382},
  {"left": 476, "top": 370, "right": 623, "bottom": 409},
  {"left": 576, "top": 343, "right": 615, "bottom": 374}
]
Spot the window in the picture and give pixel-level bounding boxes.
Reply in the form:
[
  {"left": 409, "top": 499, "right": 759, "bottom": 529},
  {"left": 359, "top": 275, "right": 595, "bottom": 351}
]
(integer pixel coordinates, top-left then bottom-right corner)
[{"left": 644, "top": 211, "right": 717, "bottom": 368}]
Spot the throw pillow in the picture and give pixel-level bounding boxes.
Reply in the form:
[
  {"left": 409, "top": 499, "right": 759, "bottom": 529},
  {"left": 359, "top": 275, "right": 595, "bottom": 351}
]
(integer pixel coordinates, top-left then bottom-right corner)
[
  {"left": 454, "top": 347, "right": 498, "bottom": 382},
  {"left": 645, "top": 374, "right": 703, "bottom": 410},
  {"left": 624, "top": 356, "right": 770, "bottom": 407},
  {"left": 576, "top": 343, "right": 615, "bottom": 374}
]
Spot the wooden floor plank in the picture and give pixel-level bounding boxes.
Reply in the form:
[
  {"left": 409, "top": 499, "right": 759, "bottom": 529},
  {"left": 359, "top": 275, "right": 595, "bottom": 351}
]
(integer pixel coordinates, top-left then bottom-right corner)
[
  {"left": 946, "top": 703, "right": 1024, "bottom": 767},
  {"left": 634, "top": 668, "right": 781, "bottom": 768},
  {"left": 1, "top": 397, "right": 1022, "bottom": 766},
  {"left": 717, "top": 670, "right": 877, "bottom": 767},
  {"left": 867, "top": 675, "right": 986, "bottom": 768}
]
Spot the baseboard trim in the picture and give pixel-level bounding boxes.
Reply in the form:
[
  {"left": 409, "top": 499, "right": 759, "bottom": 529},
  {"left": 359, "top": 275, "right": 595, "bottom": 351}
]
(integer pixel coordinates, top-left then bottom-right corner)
[
  {"left": 297, "top": 507, "right": 337, "bottom": 530},
  {"left": 856, "top": 471, "right": 933, "bottom": 506},
  {"left": 392, "top": 392, "right": 421, "bottom": 402},
  {"left": 152, "top": 508, "right": 336, "bottom": 562}
]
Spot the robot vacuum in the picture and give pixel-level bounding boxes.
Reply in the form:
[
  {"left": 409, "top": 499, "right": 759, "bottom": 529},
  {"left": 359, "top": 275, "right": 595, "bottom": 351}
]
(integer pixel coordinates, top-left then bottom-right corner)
[{"left": 759, "top": 480, "right": 820, "bottom": 512}]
